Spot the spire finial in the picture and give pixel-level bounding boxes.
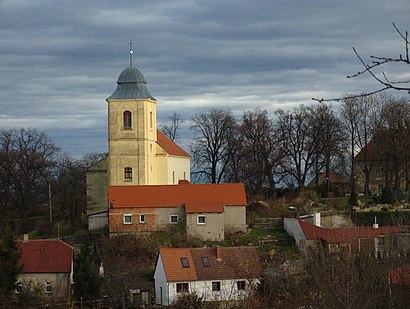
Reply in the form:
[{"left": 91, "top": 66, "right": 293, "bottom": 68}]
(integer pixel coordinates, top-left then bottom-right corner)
[{"left": 128, "top": 40, "right": 133, "bottom": 67}]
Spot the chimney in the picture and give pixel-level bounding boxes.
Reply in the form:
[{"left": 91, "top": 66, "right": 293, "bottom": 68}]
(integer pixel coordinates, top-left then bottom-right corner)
[
  {"left": 313, "top": 212, "right": 321, "bottom": 227},
  {"left": 215, "top": 247, "right": 222, "bottom": 260},
  {"left": 372, "top": 217, "right": 379, "bottom": 229},
  {"left": 23, "top": 234, "right": 29, "bottom": 244}
]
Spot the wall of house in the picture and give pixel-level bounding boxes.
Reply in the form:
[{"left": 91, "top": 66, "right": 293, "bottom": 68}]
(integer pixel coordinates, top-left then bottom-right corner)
[
  {"left": 155, "top": 206, "right": 185, "bottom": 228},
  {"left": 284, "top": 218, "right": 307, "bottom": 253},
  {"left": 88, "top": 212, "right": 108, "bottom": 231},
  {"left": 153, "top": 255, "right": 169, "bottom": 305},
  {"left": 186, "top": 213, "right": 224, "bottom": 241},
  {"left": 109, "top": 207, "right": 157, "bottom": 234},
  {"left": 224, "top": 206, "right": 246, "bottom": 233},
  {"left": 166, "top": 278, "right": 259, "bottom": 304},
  {"left": 17, "top": 272, "right": 71, "bottom": 300}
]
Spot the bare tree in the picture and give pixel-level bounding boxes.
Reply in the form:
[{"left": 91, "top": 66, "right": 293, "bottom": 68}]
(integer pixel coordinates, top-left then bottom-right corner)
[
  {"left": 0, "top": 128, "right": 60, "bottom": 232},
  {"left": 160, "top": 112, "right": 184, "bottom": 142},
  {"left": 190, "top": 109, "right": 236, "bottom": 184},
  {"left": 275, "top": 106, "right": 316, "bottom": 190},
  {"left": 313, "top": 23, "right": 410, "bottom": 102},
  {"left": 236, "top": 108, "right": 283, "bottom": 197}
]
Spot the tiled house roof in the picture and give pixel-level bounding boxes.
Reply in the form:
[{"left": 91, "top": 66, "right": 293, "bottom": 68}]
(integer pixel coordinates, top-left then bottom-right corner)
[
  {"left": 18, "top": 240, "right": 73, "bottom": 273},
  {"left": 159, "top": 247, "right": 261, "bottom": 282},
  {"left": 109, "top": 183, "right": 246, "bottom": 213},
  {"left": 156, "top": 130, "right": 191, "bottom": 158},
  {"left": 298, "top": 220, "right": 406, "bottom": 243}
]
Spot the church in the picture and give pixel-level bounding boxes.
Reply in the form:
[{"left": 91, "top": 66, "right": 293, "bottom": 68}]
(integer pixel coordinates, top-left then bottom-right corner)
[
  {"left": 86, "top": 59, "right": 191, "bottom": 230},
  {"left": 86, "top": 54, "right": 247, "bottom": 240}
]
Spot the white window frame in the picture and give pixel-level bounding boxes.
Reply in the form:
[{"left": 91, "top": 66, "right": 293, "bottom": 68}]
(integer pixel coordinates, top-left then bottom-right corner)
[
  {"left": 123, "top": 214, "right": 132, "bottom": 224},
  {"left": 140, "top": 214, "right": 146, "bottom": 224},
  {"left": 169, "top": 214, "right": 179, "bottom": 224},
  {"left": 45, "top": 282, "right": 52, "bottom": 294},
  {"left": 15, "top": 282, "right": 22, "bottom": 294},
  {"left": 197, "top": 215, "right": 206, "bottom": 225}
]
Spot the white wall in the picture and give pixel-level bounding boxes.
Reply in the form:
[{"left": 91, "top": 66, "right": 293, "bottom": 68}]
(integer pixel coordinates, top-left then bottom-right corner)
[
  {"left": 284, "top": 218, "right": 306, "bottom": 253},
  {"left": 153, "top": 255, "right": 169, "bottom": 305}
]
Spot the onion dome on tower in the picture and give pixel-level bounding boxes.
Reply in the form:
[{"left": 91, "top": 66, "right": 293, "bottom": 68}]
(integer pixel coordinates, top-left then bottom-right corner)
[{"left": 107, "top": 66, "right": 155, "bottom": 100}]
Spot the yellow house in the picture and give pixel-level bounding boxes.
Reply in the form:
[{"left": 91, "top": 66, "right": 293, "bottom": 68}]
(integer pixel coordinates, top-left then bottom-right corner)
[{"left": 87, "top": 64, "right": 191, "bottom": 230}]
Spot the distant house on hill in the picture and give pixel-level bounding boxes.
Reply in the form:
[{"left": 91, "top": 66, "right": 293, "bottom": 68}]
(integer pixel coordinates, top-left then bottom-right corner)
[
  {"left": 307, "top": 171, "right": 350, "bottom": 197},
  {"left": 153, "top": 246, "right": 261, "bottom": 305},
  {"left": 108, "top": 181, "right": 247, "bottom": 241},
  {"left": 354, "top": 139, "right": 407, "bottom": 196},
  {"left": 284, "top": 216, "right": 409, "bottom": 257},
  {"left": 17, "top": 238, "right": 73, "bottom": 300}
]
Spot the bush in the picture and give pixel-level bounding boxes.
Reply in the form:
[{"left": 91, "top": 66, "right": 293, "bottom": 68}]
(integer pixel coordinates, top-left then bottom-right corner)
[
  {"left": 172, "top": 292, "right": 203, "bottom": 309},
  {"left": 381, "top": 187, "right": 395, "bottom": 204}
]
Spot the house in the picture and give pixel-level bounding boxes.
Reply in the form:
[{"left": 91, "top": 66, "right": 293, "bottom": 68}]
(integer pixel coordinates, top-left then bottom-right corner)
[
  {"left": 153, "top": 246, "right": 261, "bottom": 305},
  {"left": 284, "top": 216, "right": 408, "bottom": 257},
  {"left": 86, "top": 61, "right": 191, "bottom": 230},
  {"left": 16, "top": 237, "right": 73, "bottom": 300},
  {"left": 108, "top": 181, "right": 247, "bottom": 241},
  {"left": 307, "top": 171, "right": 350, "bottom": 197},
  {"left": 389, "top": 263, "right": 410, "bottom": 307}
]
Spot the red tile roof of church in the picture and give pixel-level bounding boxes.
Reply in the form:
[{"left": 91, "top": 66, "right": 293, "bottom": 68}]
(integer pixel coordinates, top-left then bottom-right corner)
[
  {"left": 159, "top": 247, "right": 261, "bottom": 282},
  {"left": 18, "top": 240, "right": 73, "bottom": 274},
  {"left": 156, "top": 130, "right": 191, "bottom": 158},
  {"left": 109, "top": 183, "right": 246, "bottom": 213}
]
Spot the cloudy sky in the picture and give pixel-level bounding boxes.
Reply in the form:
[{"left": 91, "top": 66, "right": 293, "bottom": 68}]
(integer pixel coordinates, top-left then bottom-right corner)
[{"left": 0, "top": 0, "right": 409, "bottom": 157}]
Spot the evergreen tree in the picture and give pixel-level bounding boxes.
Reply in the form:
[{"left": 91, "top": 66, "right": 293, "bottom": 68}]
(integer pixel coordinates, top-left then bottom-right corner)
[
  {"left": 74, "top": 242, "right": 101, "bottom": 301},
  {"left": 0, "top": 231, "right": 23, "bottom": 303}
]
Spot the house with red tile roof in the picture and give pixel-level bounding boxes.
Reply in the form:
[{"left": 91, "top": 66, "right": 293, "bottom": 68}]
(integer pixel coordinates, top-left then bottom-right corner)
[
  {"left": 108, "top": 182, "right": 247, "bottom": 241},
  {"left": 154, "top": 246, "right": 261, "bottom": 305},
  {"left": 284, "top": 217, "right": 409, "bottom": 257},
  {"left": 16, "top": 238, "right": 73, "bottom": 300}
]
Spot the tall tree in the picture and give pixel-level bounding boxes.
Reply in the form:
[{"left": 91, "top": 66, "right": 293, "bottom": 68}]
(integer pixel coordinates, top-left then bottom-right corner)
[
  {"left": 190, "top": 109, "right": 236, "bottom": 183},
  {"left": 236, "top": 108, "right": 282, "bottom": 197},
  {"left": 0, "top": 128, "right": 60, "bottom": 232}
]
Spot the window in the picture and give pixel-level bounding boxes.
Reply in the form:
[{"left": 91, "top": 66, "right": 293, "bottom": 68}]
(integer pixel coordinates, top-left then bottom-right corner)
[
  {"left": 176, "top": 283, "right": 189, "bottom": 293},
  {"left": 45, "top": 282, "right": 52, "bottom": 294},
  {"left": 197, "top": 215, "right": 206, "bottom": 225},
  {"left": 15, "top": 282, "right": 22, "bottom": 294},
  {"left": 124, "top": 167, "right": 132, "bottom": 180},
  {"left": 140, "top": 214, "right": 146, "bottom": 224},
  {"left": 123, "top": 214, "right": 132, "bottom": 224},
  {"left": 201, "top": 256, "right": 211, "bottom": 267},
  {"left": 212, "top": 281, "right": 221, "bottom": 292},
  {"left": 237, "top": 281, "right": 246, "bottom": 290},
  {"left": 180, "top": 258, "right": 190, "bottom": 268},
  {"left": 170, "top": 215, "right": 178, "bottom": 224},
  {"left": 123, "top": 111, "right": 132, "bottom": 128},
  {"left": 150, "top": 111, "right": 153, "bottom": 129}
]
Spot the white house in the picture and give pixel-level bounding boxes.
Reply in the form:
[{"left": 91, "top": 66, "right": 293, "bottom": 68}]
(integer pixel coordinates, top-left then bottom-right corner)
[{"left": 154, "top": 247, "right": 261, "bottom": 305}]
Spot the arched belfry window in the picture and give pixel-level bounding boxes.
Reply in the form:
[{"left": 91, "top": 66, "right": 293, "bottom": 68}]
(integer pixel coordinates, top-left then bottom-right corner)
[{"left": 123, "top": 111, "right": 132, "bottom": 129}]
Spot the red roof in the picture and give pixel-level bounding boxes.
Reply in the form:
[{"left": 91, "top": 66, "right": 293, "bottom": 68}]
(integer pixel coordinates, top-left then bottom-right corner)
[
  {"left": 299, "top": 220, "right": 406, "bottom": 243},
  {"left": 156, "top": 130, "right": 191, "bottom": 158},
  {"left": 159, "top": 247, "right": 261, "bottom": 282},
  {"left": 109, "top": 183, "right": 246, "bottom": 213},
  {"left": 18, "top": 240, "right": 73, "bottom": 274}
]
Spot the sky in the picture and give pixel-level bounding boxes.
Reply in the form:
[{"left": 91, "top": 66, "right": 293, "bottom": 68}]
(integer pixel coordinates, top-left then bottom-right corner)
[{"left": 0, "top": 0, "right": 409, "bottom": 158}]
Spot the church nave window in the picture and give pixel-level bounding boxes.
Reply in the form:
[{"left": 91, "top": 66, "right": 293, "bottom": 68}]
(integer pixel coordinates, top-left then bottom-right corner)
[
  {"left": 123, "top": 111, "right": 132, "bottom": 129},
  {"left": 124, "top": 167, "right": 132, "bottom": 180}
]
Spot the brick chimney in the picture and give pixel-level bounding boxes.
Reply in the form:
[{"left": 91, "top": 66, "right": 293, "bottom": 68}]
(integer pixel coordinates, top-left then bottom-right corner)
[
  {"left": 23, "top": 234, "right": 29, "bottom": 244},
  {"left": 215, "top": 246, "right": 222, "bottom": 260}
]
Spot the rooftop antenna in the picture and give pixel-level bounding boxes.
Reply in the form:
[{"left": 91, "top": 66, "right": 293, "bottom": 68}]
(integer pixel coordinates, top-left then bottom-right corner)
[{"left": 128, "top": 39, "right": 133, "bottom": 67}]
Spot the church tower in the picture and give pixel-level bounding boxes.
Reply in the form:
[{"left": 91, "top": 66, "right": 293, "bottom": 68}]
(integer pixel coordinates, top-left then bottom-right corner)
[{"left": 106, "top": 65, "right": 157, "bottom": 186}]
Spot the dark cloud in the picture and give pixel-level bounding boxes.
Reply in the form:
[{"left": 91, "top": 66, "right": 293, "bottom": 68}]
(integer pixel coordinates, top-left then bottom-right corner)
[{"left": 0, "top": 0, "right": 409, "bottom": 157}]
